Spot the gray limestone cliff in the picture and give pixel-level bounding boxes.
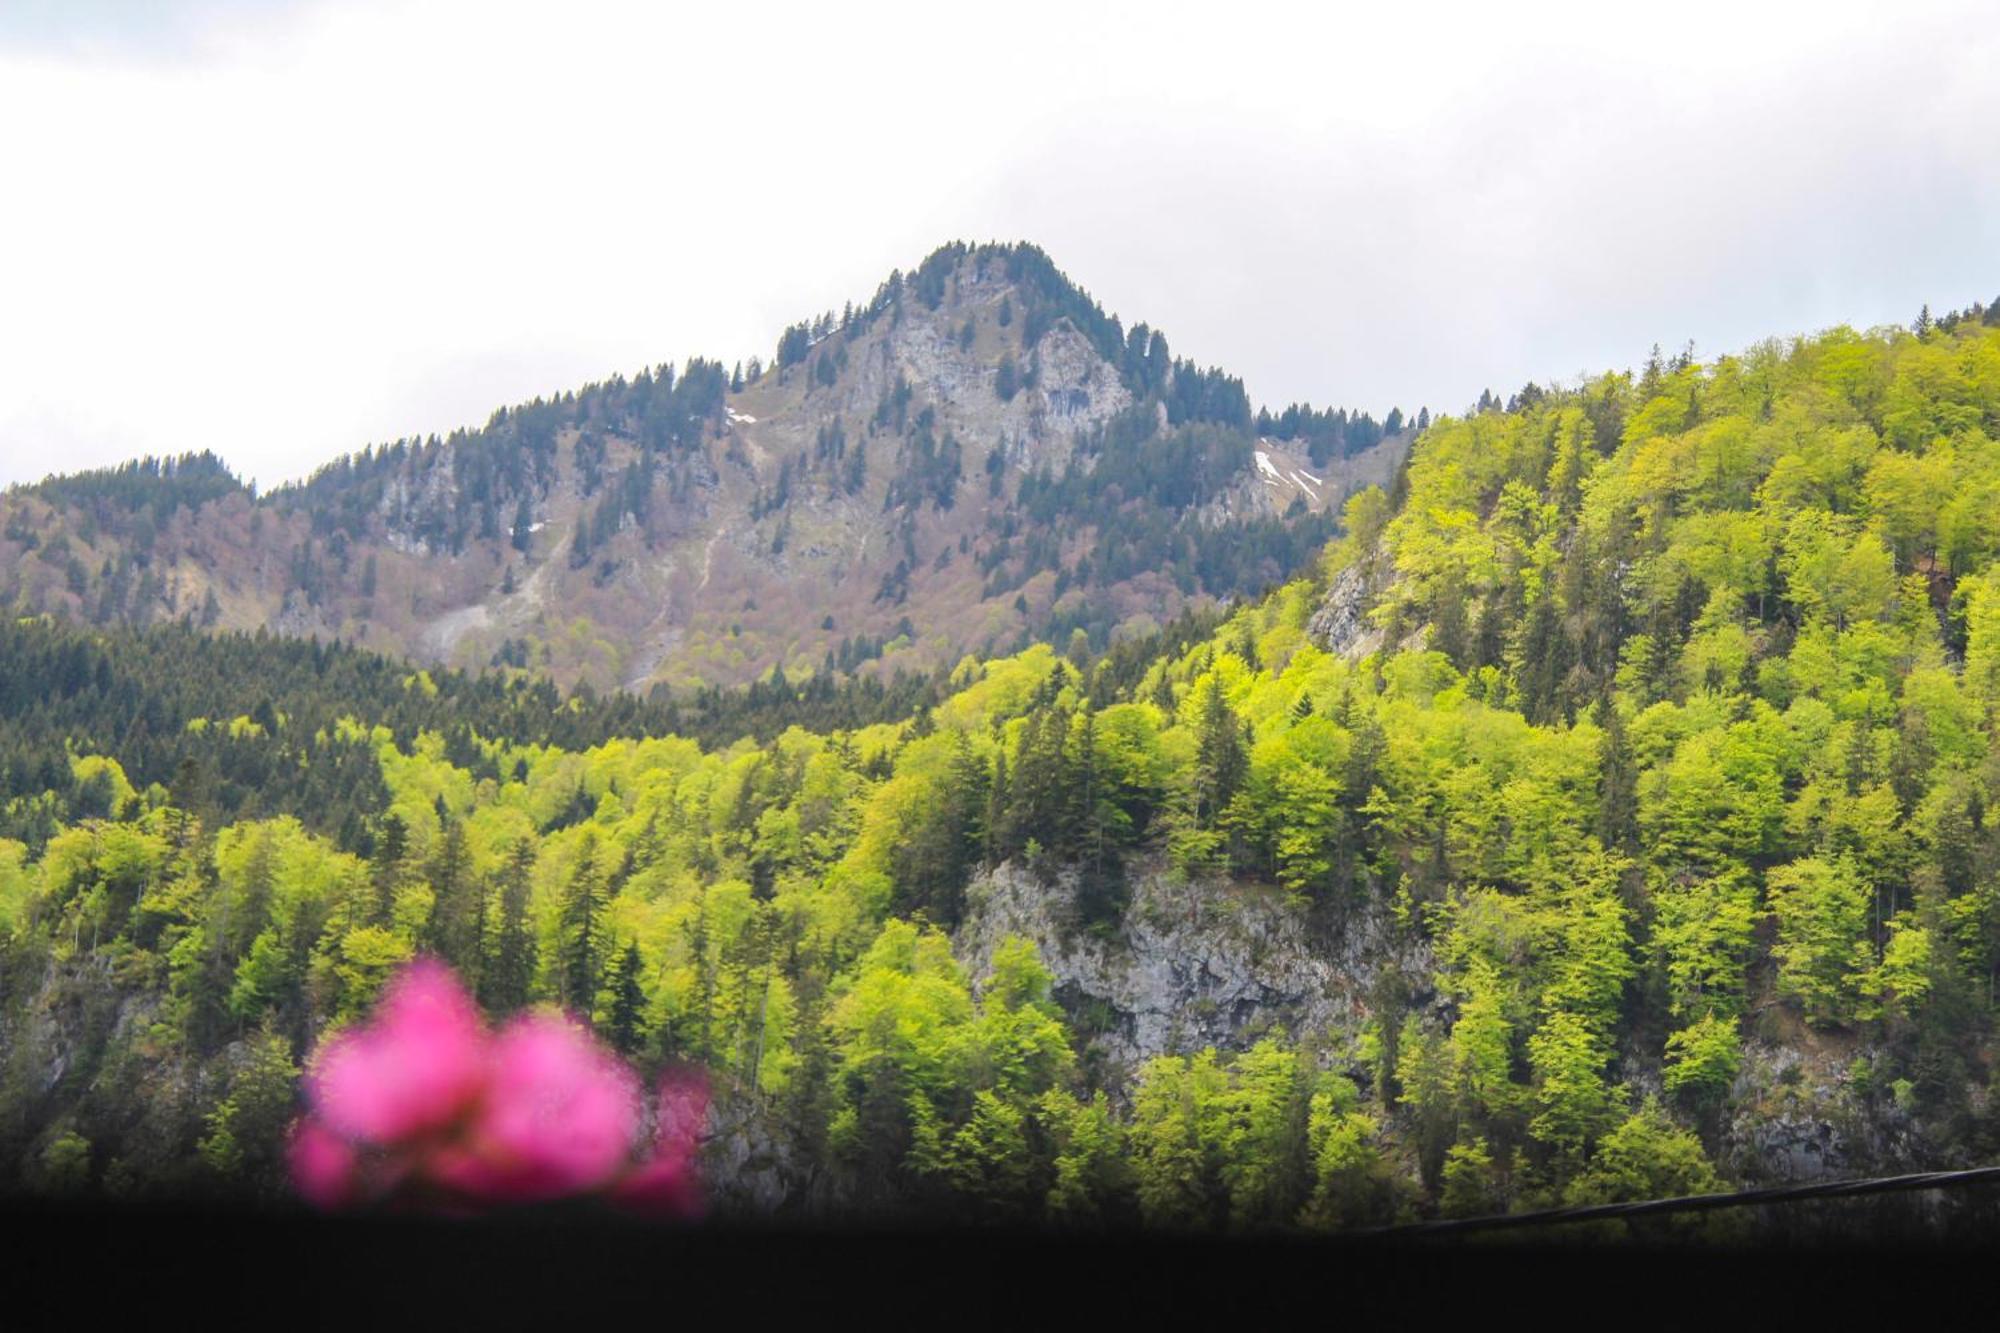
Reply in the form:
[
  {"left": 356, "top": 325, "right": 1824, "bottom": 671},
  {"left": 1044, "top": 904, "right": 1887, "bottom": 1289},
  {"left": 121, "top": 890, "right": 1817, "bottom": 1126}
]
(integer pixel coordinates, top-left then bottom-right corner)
[{"left": 953, "top": 856, "right": 1431, "bottom": 1088}]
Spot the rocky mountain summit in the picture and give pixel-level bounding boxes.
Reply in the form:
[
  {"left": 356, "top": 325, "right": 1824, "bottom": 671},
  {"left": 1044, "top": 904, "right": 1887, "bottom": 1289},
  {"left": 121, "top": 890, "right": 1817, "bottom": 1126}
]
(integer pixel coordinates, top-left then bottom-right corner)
[{"left": 0, "top": 242, "right": 1408, "bottom": 693}]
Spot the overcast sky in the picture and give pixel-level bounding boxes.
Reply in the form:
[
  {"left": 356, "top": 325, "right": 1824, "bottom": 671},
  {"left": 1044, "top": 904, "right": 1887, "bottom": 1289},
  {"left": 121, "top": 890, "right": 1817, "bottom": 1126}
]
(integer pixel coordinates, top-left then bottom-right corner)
[{"left": 1, "top": 0, "right": 1995, "bottom": 489}]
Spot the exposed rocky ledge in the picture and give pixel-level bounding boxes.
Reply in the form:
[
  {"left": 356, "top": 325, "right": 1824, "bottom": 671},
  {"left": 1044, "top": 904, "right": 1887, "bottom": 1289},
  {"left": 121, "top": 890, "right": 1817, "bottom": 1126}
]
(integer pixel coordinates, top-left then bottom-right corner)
[{"left": 953, "top": 855, "right": 1432, "bottom": 1087}]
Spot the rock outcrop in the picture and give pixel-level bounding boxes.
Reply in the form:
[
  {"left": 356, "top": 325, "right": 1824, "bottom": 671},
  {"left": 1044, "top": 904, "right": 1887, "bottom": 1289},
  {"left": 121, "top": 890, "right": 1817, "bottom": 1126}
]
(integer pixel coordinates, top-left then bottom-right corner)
[{"left": 954, "top": 856, "right": 1433, "bottom": 1087}]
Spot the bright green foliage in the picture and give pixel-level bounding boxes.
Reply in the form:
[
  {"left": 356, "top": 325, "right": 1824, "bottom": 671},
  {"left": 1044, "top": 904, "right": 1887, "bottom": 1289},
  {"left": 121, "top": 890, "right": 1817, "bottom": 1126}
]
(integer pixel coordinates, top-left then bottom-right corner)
[
  {"left": 1447, "top": 962, "right": 1513, "bottom": 1119},
  {"left": 1655, "top": 874, "right": 1758, "bottom": 1019},
  {"left": 1394, "top": 1016, "right": 1456, "bottom": 1185},
  {"left": 1539, "top": 852, "right": 1635, "bottom": 1032},
  {"left": 1301, "top": 1084, "right": 1391, "bottom": 1229},
  {"left": 36, "top": 1131, "right": 92, "bottom": 1194},
  {"left": 1527, "top": 1009, "right": 1616, "bottom": 1160},
  {"left": 329, "top": 925, "right": 415, "bottom": 1019},
  {"left": 0, "top": 840, "right": 29, "bottom": 936},
  {"left": 1233, "top": 716, "right": 1348, "bottom": 896},
  {"left": 198, "top": 1027, "right": 299, "bottom": 1195},
  {"left": 1039, "top": 1088, "right": 1129, "bottom": 1220},
  {"left": 1124, "top": 1040, "right": 1367, "bottom": 1232},
  {"left": 1129, "top": 1049, "right": 1233, "bottom": 1228},
  {"left": 1565, "top": 1098, "right": 1721, "bottom": 1206},
  {"left": 1439, "top": 1135, "right": 1501, "bottom": 1219},
  {"left": 823, "top": 923, "right": 1081, "bottom": 1214},
  {"left": 1767, "top": 856, "right": 1873, "bottom": 1026},
  {"left": 944, "top": 1090, "right": 1032, "bottom": 1210},
  {"left": 1858, "top": 912, "right": 1934, "bottom": 1021},
  {"left": 1662, "top": 1012, "right": 1743, "bottom": 1100},
  {"left": 4, "top": 314, "right": 2000, "bottom": 1224},
  {"left": 1214, "top": 1040, "right": 1315, "bottom": 1226}
]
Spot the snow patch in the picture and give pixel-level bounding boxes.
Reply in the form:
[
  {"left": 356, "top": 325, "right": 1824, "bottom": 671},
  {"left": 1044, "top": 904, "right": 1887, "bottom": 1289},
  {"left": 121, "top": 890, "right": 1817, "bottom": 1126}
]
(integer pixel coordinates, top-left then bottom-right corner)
[
  {"left": 727, "top": 409, "right": 759, "bottom": 425},
  {"left": 1254, "top": 450, "right": 1283, "bottom": 482}
]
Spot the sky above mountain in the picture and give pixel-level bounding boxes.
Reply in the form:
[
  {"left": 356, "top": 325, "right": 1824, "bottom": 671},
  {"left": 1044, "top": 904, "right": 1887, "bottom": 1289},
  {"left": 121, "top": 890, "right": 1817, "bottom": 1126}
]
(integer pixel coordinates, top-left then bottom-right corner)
[{"left": 2, "top": 0, "right": 1995, "bottom": 489}]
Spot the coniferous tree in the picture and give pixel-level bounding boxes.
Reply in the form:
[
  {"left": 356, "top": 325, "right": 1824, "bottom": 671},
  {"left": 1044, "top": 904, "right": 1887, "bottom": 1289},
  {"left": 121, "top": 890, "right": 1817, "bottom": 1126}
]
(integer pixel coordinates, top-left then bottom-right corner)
[
  {"left": 1066, "top": 705, "right": 1126, "bottom": 924},
  {"left": 480, "top": 837, "right": 538, "bottom": 1014},
  {"left": 781, "top": 985, "right": 835, "bottom": 1160},
  {"left": 1595, "top": 696, "right": 1639, "bottom": 858},
  {"left": 558, "top": 833, "right": 606, "bottom": 1021},
  {"left": 1009, "top": 702, "right": 1073, "bottom": 868},
  {"left": 368, "top": 812, "right": 407, "bottom": 925},
  {"left": 1192, "top": 684, "right": 1247, "bottom": 830},
  {"left": 510, "top": 496, "right": 534, "bottom": 554},
  {"left": 1638, "top": 344, "right": 1665, "bottom": 400},
  {"left": 1060, "top": 706, "right": 1100, "bottom": 865},
  {"left": 1515, "top": 587, "right": 1569, "bottom": 725},
  {"left": 606, "top": 940, "right": 647, "bottom": 1054},
  {"left": 1432, "top": 578, "right": 1470, "bottom": 668},
  {"left": 890, "top": 729, "right": 989, "bottom": 926},
  {"left": 984, "top": 749, "right": 1011, "bottom": 865},
  {"left": 995, "top": 355, "right": 1019, "bottom": 402},
  {"left": 424, "top": 817, "right": 481, "bottom": 981}
]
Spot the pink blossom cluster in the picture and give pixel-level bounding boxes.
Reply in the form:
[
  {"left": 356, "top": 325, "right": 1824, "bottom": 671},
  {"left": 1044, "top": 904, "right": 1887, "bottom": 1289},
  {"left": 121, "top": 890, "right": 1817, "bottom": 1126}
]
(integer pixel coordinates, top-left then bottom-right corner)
[{"left": 288, "top": 959, "right": 704, "bottom": 1218}]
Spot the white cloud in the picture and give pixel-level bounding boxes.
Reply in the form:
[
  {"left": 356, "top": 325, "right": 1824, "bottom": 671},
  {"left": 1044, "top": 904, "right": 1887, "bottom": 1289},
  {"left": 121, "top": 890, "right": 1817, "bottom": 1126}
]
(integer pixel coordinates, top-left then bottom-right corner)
[{"left": 1, "top": 0, "right": 1994, "bottom": 488}]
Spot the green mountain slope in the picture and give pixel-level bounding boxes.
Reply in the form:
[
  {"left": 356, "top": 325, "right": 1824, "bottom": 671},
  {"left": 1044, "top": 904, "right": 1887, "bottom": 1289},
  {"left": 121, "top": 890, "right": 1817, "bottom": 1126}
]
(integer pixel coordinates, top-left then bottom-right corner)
[{"left": 2, "top": 301, "right": 1998, "bottom": 1233}]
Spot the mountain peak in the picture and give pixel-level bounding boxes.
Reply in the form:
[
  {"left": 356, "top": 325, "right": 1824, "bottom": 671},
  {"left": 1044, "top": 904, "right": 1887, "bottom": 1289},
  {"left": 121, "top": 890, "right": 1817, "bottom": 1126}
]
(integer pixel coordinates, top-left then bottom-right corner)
[{"left": 0, "top": 244, "right": 1409, "bottom": 693}]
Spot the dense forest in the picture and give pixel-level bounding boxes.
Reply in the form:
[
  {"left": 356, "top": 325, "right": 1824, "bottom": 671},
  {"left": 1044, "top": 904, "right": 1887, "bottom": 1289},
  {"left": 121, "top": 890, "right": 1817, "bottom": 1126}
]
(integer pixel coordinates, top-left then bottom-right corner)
[{"left": 3, "top": 309, "right": 1999, "bottom": 1232}]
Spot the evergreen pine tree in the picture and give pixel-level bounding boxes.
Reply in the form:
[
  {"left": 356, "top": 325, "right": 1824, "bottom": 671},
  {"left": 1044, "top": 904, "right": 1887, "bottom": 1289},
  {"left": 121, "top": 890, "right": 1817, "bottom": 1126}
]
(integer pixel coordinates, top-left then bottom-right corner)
[
  {"left": 368, "top": 811, "right": 408, "bottom": 926},
  {"left": 1595, "top": 696, "right": 1639, "bottom": 857},
  {"left": 1432, "top": 578, "right": 1470, "bottom": 668},
  {"left": 480, "top": 837, "right": 538, "bottom": 1014},
  {"left": 1192, "top": 683, "right": 1247, "bottom": 830},
  {"left": 424, "top": 817, "right": 481, "bottom": 980},
  {"left": 558, "top": 833, "right": 606, "bottom": 1022},
  {"left": 1638, "top": 344, "right": 1665, "bottom": 400},
  {"left": 511, "top": 496, "right": 534, "bottom": 554},
  {"left": 606, "top": 940, "right": 647, "bottom": 1054},
  {"left": 1515, "top": 587, "right": 1569, "bottom": 726},
  {"left": 985, "top": 749, "right": 1012, "bottom": 864}
]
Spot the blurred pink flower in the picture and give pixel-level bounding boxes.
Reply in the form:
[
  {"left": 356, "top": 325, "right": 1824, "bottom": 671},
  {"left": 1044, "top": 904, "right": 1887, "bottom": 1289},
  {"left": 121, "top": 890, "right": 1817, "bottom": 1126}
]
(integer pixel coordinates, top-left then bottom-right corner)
[
  {"left": 307, "top": 959, "right": 487, "bottom": 1144},
  {"left": 431, "top": 1014, "right": 640, "bottom": 1201},
  {"left": 286, "top": 1119, "right": 361, "bottom": 1210},
  {"left": 612, "top": 1073, "right": 709, "bottom": 1219},
  {"left": 290, "top": 957, "right": 706, "bottom": 1219}
]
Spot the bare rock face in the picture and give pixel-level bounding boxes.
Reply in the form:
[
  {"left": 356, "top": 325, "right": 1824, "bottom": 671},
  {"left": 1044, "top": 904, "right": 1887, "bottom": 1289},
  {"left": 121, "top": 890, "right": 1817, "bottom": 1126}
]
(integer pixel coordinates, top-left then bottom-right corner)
[
  {"left": 1718, "top": 1037, "right": 1950, "bottom": 1187},
  {"left": 699, "top": 1091, "right": 840, "bottom": 1220},
  {"left": 0, "top": 956, "right": 227, "bottom": 1193},
  {"left": 1307, "top": 555, "right": 1400, "bottom": 660},
  {"left": 271, "top": 589, "right": 335, "bottom": 641},
  {"left": 1307, "top": 563, "right": 1371, "bottom": 656},
  {"left": 1736, "top": 1108, "right": 1853, "bottom": 1182},
  {"left": 954, "top": 856, "right": 1432, "bottom": 1087}
]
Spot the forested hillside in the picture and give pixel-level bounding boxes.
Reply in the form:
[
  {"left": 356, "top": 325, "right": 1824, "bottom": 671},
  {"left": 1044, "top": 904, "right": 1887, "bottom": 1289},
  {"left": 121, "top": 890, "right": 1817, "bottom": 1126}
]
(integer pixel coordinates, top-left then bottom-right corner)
[
  {"left": 3, "top": 303, "right": 2000, "bottom": 1232},
  {"left": 0, "top": 243, "right": 1406, "bottom": 693}
]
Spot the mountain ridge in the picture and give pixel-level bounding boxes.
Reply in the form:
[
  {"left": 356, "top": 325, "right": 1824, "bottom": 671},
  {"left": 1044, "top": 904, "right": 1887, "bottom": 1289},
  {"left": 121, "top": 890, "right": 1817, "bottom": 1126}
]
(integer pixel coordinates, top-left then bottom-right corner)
[{"left": 0, "top": 242, "right": 1410, "bottom": 693}]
